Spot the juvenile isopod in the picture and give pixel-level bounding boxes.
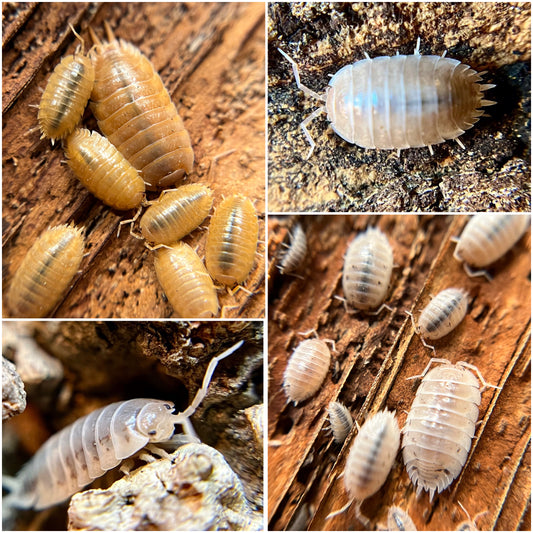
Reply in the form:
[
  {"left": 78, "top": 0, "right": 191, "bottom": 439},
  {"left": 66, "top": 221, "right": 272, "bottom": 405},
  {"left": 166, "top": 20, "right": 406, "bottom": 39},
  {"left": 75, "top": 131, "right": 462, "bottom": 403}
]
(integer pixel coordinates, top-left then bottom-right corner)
[
  {"left": 342, "top": 227, "right": 394, "bottom": 311},
  {"left": 154, "top": 242, "right": 219, "bottom": 318},
  {"left": 453, "top": 214, "right": 531, "bottom": 278},
  {"left": 402, "top": 358, "right": 495, "bottom": 500},
  {"left": 386, "top": 506, "right": 417, "bottom": 531},
  {"left": 283, "top": 339, "right": 331, "bottom": 404},
  {"left": 38, "top": 28, "right": 95, "bottom": 141},
  {"left": 205, "top": 195, "right": 259, "bottom": 286},
  {"left": 139, "top": 184, "right": 214, "bottom": 245},
  {"left": 6, "top": 224, "right": 85, "bottom": 318},
  {"left": 4, "top": 340, "right": 243, "bottom": 510},
  {"left": 65, "top": 128, "right": 145, "bottom": 210},
  {"left": 279, "top": 223, "right": 307, "bottom": 275},
  {"left": 279, "top": 38, "right": 496, "bottom": 159},
  {"left": 327, "top": 401, "right": 353, "bottom": 444},
  {"left": 89, "top": 23, "right": 194, "bottom": 189}
]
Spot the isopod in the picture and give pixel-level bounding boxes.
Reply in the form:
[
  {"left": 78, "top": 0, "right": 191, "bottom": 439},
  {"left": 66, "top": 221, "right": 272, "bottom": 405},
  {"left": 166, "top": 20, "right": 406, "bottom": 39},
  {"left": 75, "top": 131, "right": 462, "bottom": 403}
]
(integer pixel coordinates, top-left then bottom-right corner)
[
  {"left": 279, "top": 38, "right": 495, "bottom": 159},
  {"left": 283, "top": 339, "right": 331, "bottom": 404},
  {"left": 65, "top": 128, "right": 145, "bottom": 210},
  {"left": 453, "top": 214, "right": 530, "bottom": 278},
  {"left": 387, "top": 506, "right": 417, "bottom": 531},
  {"left": 342, "top": 227, "right": 394, "bottom": 311},
  {"left": 154, "top": 242, "right": 219, "bottom": 318},
  {"left": 6, "top": 224, "right": 85, "bottom": 318},
  {"left": 402, "top": 358, "right": 493, "bottom": 500},
  {"left": 456, "top": 501, "right": 487, "bottom": 531},
  {"left": 38, "top": 29, "right": 95, "bottom": 141},
  {"left": 279, "top": 223, "right": 307, "bottom": 275},
  {"left": 5, "top": 340, "right": 243, "bottom": 509},
  {"left": 327, "top": 401, "right": 353, "bottom": 444},
  {"left": 89, "top": 23, "right": 194, "bottom": 189},
  {"left": 205, "top": 195, "right": 259, "bottom": 286},
  {"left": 140, "top": 184, "right": 214, "bottom": 245}
]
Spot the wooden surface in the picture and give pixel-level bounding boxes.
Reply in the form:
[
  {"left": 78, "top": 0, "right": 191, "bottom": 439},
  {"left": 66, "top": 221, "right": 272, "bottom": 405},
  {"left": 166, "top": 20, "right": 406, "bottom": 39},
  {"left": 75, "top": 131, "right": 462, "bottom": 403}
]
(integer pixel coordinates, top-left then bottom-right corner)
[
  {"left": 268, "top": 215, "right": 531, "bottom": 531},
  {"left": 2, "top": 2, "right": 265, "bottom": 318}
]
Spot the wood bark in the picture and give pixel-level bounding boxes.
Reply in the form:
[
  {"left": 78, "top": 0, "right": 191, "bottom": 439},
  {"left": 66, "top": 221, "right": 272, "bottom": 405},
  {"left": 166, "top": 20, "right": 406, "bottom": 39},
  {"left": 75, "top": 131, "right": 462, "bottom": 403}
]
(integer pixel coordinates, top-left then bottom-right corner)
[
  {"left": 268, "top": 215, "right": 530, "bottom": 531},
  {"left": 2, "top": 2, "right": 265, "bottom": 318}
]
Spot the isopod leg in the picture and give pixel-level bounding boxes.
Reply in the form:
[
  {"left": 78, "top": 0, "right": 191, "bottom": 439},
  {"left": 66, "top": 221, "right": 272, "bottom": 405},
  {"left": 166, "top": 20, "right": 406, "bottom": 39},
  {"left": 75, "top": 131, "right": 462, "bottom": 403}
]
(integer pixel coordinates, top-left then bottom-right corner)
[
  {"left": 301, "top": 106, "right": 326, "bottom": 160},
  {"left": 325, "top": 497, "right": 354, "bottom": 520},
  {"left": 457, "top": 361, "right": 501, "bottom": 391},
  {"left": 277, "top": 48, "right": 325, "bottom": 102},
  {"left": 406, "top": 357, "right": 452, "bottom": 382},
  {"left": 463, "top": 262, "right": 492, "bottom": 282}
]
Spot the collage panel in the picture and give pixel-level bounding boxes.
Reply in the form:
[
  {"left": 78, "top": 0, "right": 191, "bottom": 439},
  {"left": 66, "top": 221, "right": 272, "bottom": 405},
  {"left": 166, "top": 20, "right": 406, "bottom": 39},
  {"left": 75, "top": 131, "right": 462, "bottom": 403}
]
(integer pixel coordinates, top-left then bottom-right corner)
[
  {"left": 268, "top": 2, "right": 531, "bottom": 213},
  {"left": 2, "top": 2, "right": 265, "bottom": 319},
  {"left": 267, "top": 214, "right": 531, "bottom": 530},
  {"left": 3, "top": 320, "right": 264, "bottom": 530}
]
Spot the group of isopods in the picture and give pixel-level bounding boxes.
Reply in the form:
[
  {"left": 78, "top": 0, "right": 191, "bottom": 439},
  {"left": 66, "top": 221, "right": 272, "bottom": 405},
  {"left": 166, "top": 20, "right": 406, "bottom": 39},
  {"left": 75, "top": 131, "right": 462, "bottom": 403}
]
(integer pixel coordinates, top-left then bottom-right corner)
[
  {"left": 278, "top": 213, "right": 530, "bottom": 530},
  {"left": 5, "top": 22, "right": 260, "bottom": 319}
]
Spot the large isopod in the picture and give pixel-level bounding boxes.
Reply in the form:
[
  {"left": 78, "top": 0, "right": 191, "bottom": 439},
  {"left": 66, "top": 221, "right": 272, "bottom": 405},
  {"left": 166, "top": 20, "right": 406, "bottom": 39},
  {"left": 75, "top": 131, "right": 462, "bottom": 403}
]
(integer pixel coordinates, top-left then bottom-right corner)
[
  {"left": 140, "top": 184, "right": 214, "bottom": 245},
  {"left": 453, "top": 214, "right": 530, "bottom": 277},
  {"left": 279, "top": 39, "right": 495, "bottom": 158},
  {"left": 205, "top": 195, "right": 259, "bottom": 286},
  {"left": 342, "top": 227, "right": 394, "bottom": 311},
  {"left": 154, "top": 242, "right": 219, "bottom": 318},
  {"left": 402, "top": 359, "right": 491, "bottom": 500},
  {"left": 5, "top": 341, "right": 243, "bottom": 510},
  {"left": 65, "top": 128, "right": 145, "bottom": 210},
  {"left": 6, "top": 224, "right": 85, "bottom": 318},
  {"left": 89, "top": 23, "right": 194, "bottom": 189}
]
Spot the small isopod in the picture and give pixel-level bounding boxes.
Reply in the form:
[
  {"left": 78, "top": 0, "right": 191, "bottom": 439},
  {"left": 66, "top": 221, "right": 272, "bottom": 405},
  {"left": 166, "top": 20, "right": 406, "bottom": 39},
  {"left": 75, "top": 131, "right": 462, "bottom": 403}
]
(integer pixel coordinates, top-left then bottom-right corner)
[
  {"left": 402, "top": 358, "right": 493, "bottom": 500},
  {"left": 279, "top": 223, "right": 307, "bottom": 275},
  {"left": 453, "top": 214, "right": 530, "bottom": 278},
  {"left": 139, "top": 184, "right": 214, "bottom": 245},
  {"left": 38, "top": 29, "right": 95, "bottom": 141},
  {"left": 205, "top": 195, "right": 259, "bottom": 286},
  {"left": 89, "top": 23, "right": 194, "bottom": 189},
  {"left": 65, "top": 128, "right": 145, "bottom": 210},
  {"left": 327, "top": 401, "right": 353, "bottom": 444},
  {"left": 279, "top": 39, "right": 495, "bottom": 159},
  {"left": 4, "top": 341, "right": 243, "bottom": 509},
  {"left": 283, "top": 339, "right": 331, "bottom": 404},
  {"left": 342, "top": 227, "right": 394, "bottom": 311},
  {"left": 6, "top": 224, "right": 85, "bottom": 318},
  {"left": 387, "top": 506, "right": 417, "bottom": 531},
  {"left": 154, "top": 242, "right": 219, "bottom": 318},
  {"left": 456, "top": 501, "right": 488, "bottom": 531}
]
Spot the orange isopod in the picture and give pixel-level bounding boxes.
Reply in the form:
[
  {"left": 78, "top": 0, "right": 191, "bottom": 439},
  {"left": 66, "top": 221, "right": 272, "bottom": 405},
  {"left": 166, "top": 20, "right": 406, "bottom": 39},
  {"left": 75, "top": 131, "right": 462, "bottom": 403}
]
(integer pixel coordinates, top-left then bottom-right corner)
[
  {"left": 65, "top": 128, "right": 145, "bottom": 210},
  {"left": 6, "top": 224, "right": 85, "bottom": 318},
  {"left": 89, "top": 23, "right": 194, "bottom": 189},
  {"left": 154, "top": 242, "right": 219, "bottom": 318},
  {"left": 205, "top": 196, "right": 259, "bottom": 286},
  {"left": 140, "top": 184, "right": 214, "bottom": 245}
]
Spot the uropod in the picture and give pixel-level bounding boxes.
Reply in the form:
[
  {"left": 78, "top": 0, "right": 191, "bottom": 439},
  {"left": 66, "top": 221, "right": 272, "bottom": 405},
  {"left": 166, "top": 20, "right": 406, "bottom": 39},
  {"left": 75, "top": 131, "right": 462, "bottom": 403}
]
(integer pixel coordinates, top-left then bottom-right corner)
[{"left": 278, "top": 38, "right": 495, "bottom": 159}]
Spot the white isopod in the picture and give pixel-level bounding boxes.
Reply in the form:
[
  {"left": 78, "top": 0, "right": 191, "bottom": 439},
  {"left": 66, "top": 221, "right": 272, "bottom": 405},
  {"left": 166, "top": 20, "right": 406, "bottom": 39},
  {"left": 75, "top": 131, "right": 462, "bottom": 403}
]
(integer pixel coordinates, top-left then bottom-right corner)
[
  {"left": 387, "top": 506, "right": 417, "bottom": 531},
  {"left": 279, "top": 39, "right": 495, "bottom": 159},
  {"left": 402, "top": 358, "right": 494, "bottom": 501},
  {"left": 342, "top": 227, "right": 394, "bottom": 311},
  {"left": 5, "top": 341, "right": 243, "bottom": 510},
  {"left": 279, "top": 223, "right": 307, "bottom": 275},
  {"left": 327, "top": 401, "right": 353, "bottom": 444},
  {"left": 283, "top": 338, "right": 331, "bottom": 404},
  {"left": 453, "top": 214, "right": 530, "bottom": 278}
]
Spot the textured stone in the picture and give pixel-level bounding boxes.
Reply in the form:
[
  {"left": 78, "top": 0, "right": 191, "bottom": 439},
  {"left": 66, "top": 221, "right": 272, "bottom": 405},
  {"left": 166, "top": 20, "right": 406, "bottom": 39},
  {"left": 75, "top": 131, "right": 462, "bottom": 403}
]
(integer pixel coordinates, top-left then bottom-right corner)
[{"left": 2, "top": 356, "right": 26, "bottom": 420}]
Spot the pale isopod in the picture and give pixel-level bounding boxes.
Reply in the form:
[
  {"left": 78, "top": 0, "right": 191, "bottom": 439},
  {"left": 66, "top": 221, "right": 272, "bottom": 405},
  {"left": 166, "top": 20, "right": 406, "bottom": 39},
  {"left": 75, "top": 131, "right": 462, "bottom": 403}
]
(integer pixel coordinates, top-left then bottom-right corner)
[
  {"left": 279, "top": 223, "right": 307, "bottom": 275},
  {"left": 453, "top": 214, "right": 530, "bottom": 277},
  {"left": 327, "top": 401, "right": 353, "bottom": 444},
  {"left": 65, "top": 128, "right": 145, "bottom": 210},
  {"left": 6, "top": 224, "right": 85, "bottom": 318},
  {"left": 140, "top": 184, "right": 214, "bottom": 245},
  {"left": 283, "top": 339, "right": 331, "bottom": 404},
  {"left": 342, "top": 227, "right": 394, "bottom": 311},
  {"left": 89, "top": 23, "right": 194, "bottom": 189},
  {"left": 154, "top": 242, "right": 219, "bottom": 318},
  {"left": 205, "top": 195, "right": 259, "bottom": 286},
  {"left": 387, "top": 506, "right": 417, "bottom": 531},
  {"left": 279, "top": 39, "right": 495, "bottom": 159},
  {"left": 402, "top": 359, "right": 492, "bottom": 500},
  {"left": 5, "top": 341, "right": 243, "bottom": 509}
]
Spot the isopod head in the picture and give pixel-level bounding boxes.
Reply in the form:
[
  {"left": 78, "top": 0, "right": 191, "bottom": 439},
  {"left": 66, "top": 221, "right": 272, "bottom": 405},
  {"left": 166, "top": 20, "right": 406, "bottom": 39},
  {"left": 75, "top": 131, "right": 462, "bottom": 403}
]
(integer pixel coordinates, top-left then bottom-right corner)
[{"left": 136, "top": 400, "right": 177, "bottom": 441}]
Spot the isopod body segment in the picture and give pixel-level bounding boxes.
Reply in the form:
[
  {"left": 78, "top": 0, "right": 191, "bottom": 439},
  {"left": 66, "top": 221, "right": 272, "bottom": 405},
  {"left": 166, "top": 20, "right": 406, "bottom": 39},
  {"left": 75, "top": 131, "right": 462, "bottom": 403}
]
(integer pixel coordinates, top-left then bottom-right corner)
[
  {"left": 279, "top": 223, "right": 307, "bottom": 274},
  {"left": 402, "top": 361, "right": 483, "bottom": 500},
  {"left": 283, "top": 339, "right": 331, "bottom": 403},
  {"left": 387, "top": 506, "right": 417, "bottom": 531},
  {"left": 89, "top": 26, "right": 194, "bottom": 189},
  {"left": 342, "top": 227, "right": 394, "bottom": 310},
  {"left": 154, "top": 242, "right": 219, "bottom": 318},
  {"left": 65, "top": 128, "right": 145, "bottom": 210},
  {"left": 6, "top": 224, "right": 85, "bottom": 318},
  {"left": 327, "top": 401, "right": 353, "bottom": 444},
  {"left": 206, "top": 195, "right": 259, "bottom": 286},
  {"left": 140, "top": 184, "right": 214, "bottom": 245}
]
